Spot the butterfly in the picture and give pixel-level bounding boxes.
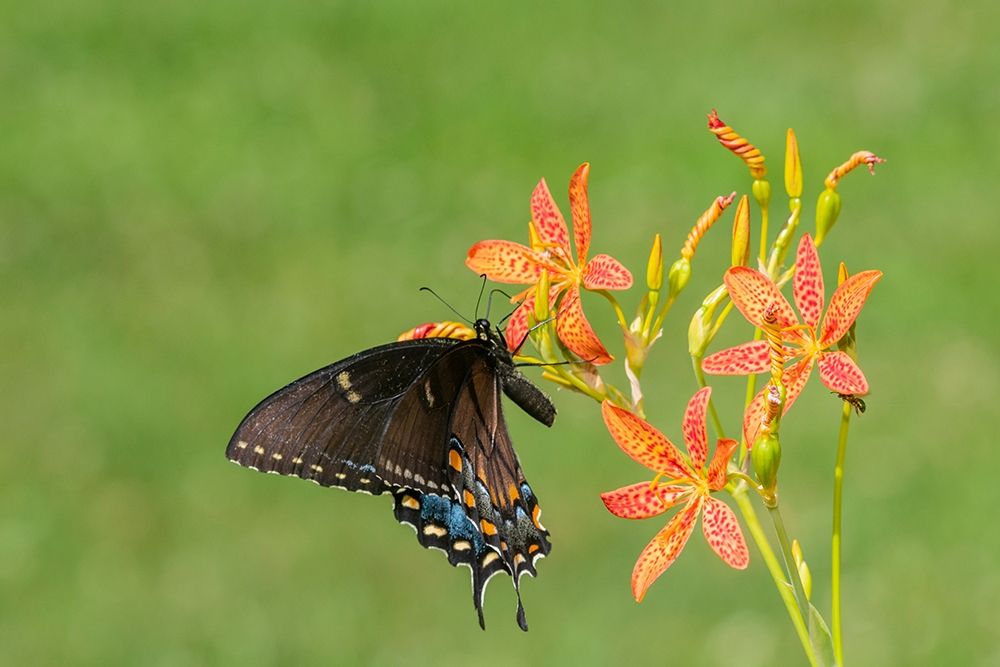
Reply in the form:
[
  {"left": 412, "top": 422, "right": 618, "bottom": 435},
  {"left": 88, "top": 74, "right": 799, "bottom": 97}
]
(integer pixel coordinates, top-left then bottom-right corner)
[{"left": 226, "top": 317, "right": 555, "bottom": 631}]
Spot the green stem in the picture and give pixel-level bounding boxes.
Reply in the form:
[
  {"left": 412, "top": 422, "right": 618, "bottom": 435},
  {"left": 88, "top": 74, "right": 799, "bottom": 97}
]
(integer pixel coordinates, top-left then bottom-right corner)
[
  {"left": 595, "top": 289, "right": 629, "bottom": 331},
  {"left": 731, "top": 486, "right": 818, "bottom": 667},
  {"left": 767, "top": 503, "right": 810, "bottom": 622},
  {"left": 832, "top": 402, "right": 852, "bottom": 666}
]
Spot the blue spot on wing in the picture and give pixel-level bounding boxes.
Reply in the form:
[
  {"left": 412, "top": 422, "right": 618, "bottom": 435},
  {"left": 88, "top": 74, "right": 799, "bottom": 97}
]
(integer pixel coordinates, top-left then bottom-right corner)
[{"left": 420, "top": 494, "right": 487, "bottom": 555}]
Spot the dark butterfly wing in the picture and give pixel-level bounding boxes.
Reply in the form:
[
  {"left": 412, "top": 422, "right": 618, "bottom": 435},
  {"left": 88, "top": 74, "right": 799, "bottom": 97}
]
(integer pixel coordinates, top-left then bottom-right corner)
[
  {"left": 392, "top": 354, "right": 551, "bottom": 631},
  {"left": 226, "top": 338, "right": 461, "bottom": 494},
  {"left": 227, "top": 336, "right": 552, "bottom": 631}
]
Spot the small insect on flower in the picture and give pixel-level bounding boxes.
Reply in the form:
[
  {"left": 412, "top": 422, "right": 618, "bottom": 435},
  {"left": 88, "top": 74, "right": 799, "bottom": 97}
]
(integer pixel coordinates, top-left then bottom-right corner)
[{"left": 834, "top": 392, "right": 867, "bottom": 415}]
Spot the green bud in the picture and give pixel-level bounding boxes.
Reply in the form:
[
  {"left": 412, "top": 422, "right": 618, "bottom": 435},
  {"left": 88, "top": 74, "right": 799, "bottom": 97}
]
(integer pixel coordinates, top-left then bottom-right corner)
[
  {"left": 667, "top": 257, "right": 691, "bottom": 297},
  {"left": 814, "top": 187, "right": 841, "bottom": 246},
  {"left": 730, "top": 195, "right": 751, "bottom": 267},
  {"left": 534, "top": 269, "right": 551, "bottom": 323},
  {"left": 752, "top": 431, "right": 781, "bottom": 501},
  {"left": 688, "top": 305, "right": 712, "bottom": 357},
  {"left": 792, "top": 539, "right": 813, "bottom": 601},
  {"left": 752, "top": 178, "right": 772, "bottom": 210}
]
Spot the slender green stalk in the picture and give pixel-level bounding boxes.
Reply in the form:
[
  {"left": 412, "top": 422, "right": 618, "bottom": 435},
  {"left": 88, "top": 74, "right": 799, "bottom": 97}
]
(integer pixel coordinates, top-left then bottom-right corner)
[
  {"left": 832, "top": 402, "right": 852, "bottom": 666},
  {"left": 731, "top": 486, "right": 818, "bottom": 667},
  {"left": 768, "top": 504, "right": 810, "bottom": 621}
]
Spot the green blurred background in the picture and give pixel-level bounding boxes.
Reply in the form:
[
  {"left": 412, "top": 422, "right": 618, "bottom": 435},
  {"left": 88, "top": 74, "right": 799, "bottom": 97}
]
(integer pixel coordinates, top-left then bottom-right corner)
[{"left": 3, "top": 1, "right": 997, "bottom": 665}]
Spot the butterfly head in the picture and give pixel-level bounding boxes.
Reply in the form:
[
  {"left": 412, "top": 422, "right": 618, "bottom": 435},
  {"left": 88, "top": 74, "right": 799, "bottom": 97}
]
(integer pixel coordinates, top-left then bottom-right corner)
[{"left": 474, "top": 318, "right": 511, "bottom": 353}]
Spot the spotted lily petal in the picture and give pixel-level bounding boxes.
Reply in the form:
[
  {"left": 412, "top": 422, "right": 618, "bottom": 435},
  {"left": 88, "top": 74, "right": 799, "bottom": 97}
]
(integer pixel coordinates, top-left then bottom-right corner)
[
  {"left": 602, "top": 401, "right": 696, "bottom": 480},
  {"left": 707, "top": 438, "right": 739, "bottom": 491},
  {"left": 582, "top": 253, "right": 634, "bottom": 291},
  {"left": 724, "top": 267, "right": 798, "bottom": 331},
  {"left": 743, "top": 356, "right": 815, "bottom": 445},
  {"left": 601, "top": 482, "right": 692, "bottom": 519},
  {"left": 555, "top": 286, "right": 612, "bottom": 364},
  {"left": 569, "top": 163, "right": 592, "bottom": 264},
  {"left": 530, "top": 177, "right": 571, "bottom": 250},
  {"left": 793, "top": 234, "right": 825, "bottom": 330},
  {"left": 465, "top": 240, "right": 541, "bottom": 284},
  {"left": 631, "top": 495, "right": 704, "bottom": 602},
  {"left": 504, "top": 291, "right": 535, "bottom": 354},
  {"left": 818, "top": 270, "right": 883, "bottom": 348},
  {"left": 817, "top": 350, "right": 870, "bottom": 395},
  {"left": 702, "top": 497, "right": 749, "bottom": 569},
  {"left": 703, "top": 340, "right": 772, "bottom": 375},
  {"left": 682, "top": 387, "right": 711, "bottom": 470}
]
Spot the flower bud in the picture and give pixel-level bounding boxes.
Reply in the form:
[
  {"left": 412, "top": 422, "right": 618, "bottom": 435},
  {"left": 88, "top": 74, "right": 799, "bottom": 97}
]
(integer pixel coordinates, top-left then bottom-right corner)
[
  {"left": 784, "top": 128, "right": 803, "bottom": 199},
  {"left": 752, "top": 431, "right": 781, "bottom": 501},
  {"left": 646, "top": 233, "right": 663, "bottom": 291},
  {"left": 814, "top": 188, "right": 841, "bottom": 246},
  {"left": 752, "top": 178, "right": 771, "bottom": 210},
  {"left": 792, "top": 539, "right": 813, "bottom": 601},
  {"left": 667, "top": 257, "right": 691, "bottom": 298},
  {"left": 688, "top": 304, "right": 712, "bottom": 358},
  {"left": 731, "top": 195, "right": 751, "bottom": 267},
  {"left": 534, "top": 269, "right": 551, "bottom": 323}
]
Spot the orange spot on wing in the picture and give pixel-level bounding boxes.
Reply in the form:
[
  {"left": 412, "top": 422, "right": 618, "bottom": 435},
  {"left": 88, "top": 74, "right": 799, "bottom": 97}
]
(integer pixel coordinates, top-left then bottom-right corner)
[
  {"left": 480, "top": 519, "right": 497, "bottom": 536},
  {"left": 449, "top": 450, "right": 462, "bottom": 472},
  {"left": 463, "top": 490, "right": 476, "bottom": 508}
]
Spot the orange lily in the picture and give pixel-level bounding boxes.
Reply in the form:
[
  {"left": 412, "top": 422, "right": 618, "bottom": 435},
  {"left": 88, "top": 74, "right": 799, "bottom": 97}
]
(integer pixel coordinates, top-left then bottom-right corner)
[
  {"left": 601, "top": 387, "right": 748, "bottom": 602},
  {"left": 702, "top": 234, "right": 882, "bottom": 444},
  {"left": 466, "top": 163, "right": 633, "bottom": 364}
]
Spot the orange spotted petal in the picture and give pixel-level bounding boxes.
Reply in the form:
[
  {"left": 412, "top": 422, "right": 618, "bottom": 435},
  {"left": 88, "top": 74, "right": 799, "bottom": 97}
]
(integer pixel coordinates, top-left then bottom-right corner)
[
  {"left": 555, "top": 286, "right": 613, "bottom": 365},
  {"left": 819, "top": 270, "right": 883, "bottom": 348},
  {"left": 682, "top": 387, "right": 711, "bottom": 470},
  {"left": 602, "top": 401, "right": 696, "bottom": 480},
  {"left": 601, "top": 482, "right": 692, "bottom": 520},
  {"left": 530, "top": 177, "right": 571, "bottom": 250},
  {"left": 703, "top": 340, "right": 772, "bottom": 375},
  {"left": 702, "top": 496, "right": 749, "bottom": 569},
  {"left": 724, "top": 267, "right": 798, "bottom": 330},
  {"left": 569, "top": 163, "right": 592, "bottom": 264},
  {"left": 793, "top": 234, "right": 825, "bottom": 329},
  {"left": 583, "top": 253, "right": 634, "bottom": 291},
  {"left": 631, "top": 495, "right": 704, "bottom": 602},
  {"left": 503, "top": 291, "right": 535, "bottom": 353},
  {"left": 743, "top": 356, "right": 815, "bottom": 445},
  {"left": 466, "top": 240, "right": 541, "bottom": 284},
  {"left": 707, "top": 438, "right": 739, "bottom": 491},
  {"left": 817, "top": 350, "right": 869, "bottom": 395}
]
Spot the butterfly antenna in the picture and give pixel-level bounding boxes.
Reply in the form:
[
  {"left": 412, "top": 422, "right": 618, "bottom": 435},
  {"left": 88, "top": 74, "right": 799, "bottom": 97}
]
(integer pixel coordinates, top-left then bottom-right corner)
[
  {"left": 489, "top": 288, "right": 518, "bottom": 328},
  {"left": 418, "top": 287, "right": 473, "bottom": 324},
  {"left": 474, "top": 273, "right": 488, "bottom": 320}
]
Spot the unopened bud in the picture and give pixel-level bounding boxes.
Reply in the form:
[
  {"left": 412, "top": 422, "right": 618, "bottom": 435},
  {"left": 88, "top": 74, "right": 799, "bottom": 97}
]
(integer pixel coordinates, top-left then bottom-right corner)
[
  {"left": 752, "top": 178, "right": 771, "bottom": 210},
  {"left": 791, "top": 539, "right": 813, "bottom": 601},
  {"left": 784, "top": 128, "right": 803, "bottom": 199},
  {"left": 688, "top": 305, "right": 712, "bottom": 357},
  {"left": 731, "top": 195, "right": 751, "bottom": 267},
  {"left": 534, "top": 270, "right": 551, "bottom": 323},
  {"left": 646, "top": 233, "right": 663, "bottom": 291},
  {"left": 752, "top": 431, "right": 781, "bottom": 501},
  {"left": 814, "top": 188, "right": 841, "bottom": 246},
  {"left": 667, "top": 257, "right": 691, "bottom": 297}
]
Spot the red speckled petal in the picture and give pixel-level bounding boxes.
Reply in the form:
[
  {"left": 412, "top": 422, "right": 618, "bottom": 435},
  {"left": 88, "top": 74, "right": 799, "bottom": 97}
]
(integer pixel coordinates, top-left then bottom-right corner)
[
  {"left": 583, "top": 253, "right": 634, "bottom": 291},
  {"left": 703, "top": 340, "right": 771, "bottom": 375},
  {"left": 569, "top": 163, "right": 592, "bottom": 264},
  {"left": 504, "top": 293, "right": 535, "bottom": 353},
  {"left": 465, "top": 240, "right": 540, "bottom": 284},
  {"left": 793, "top": 234, "right": 825, "bottom": 330},
  {"left": 724, "top": 267, "right": 798, "bottom": 330},
  {"left": 602, "top": 401, "right": 696, "bottom": 480},
  {"left": 555, "top": 286, "right": 612, "bottom": 365},
  {"left": 631, "top": 496, "right": 704, "bottom": 602},
  {"left": 682, "top": 387, "right": 711, "bottom": 470},
  {"left": 702, "top": 496, "right": 749, "bottom": 569},
  {"left": 707, "top": 438, "right": 738, "bottom": 491},
  {"left": 530, "top": 177, "right": 570, "bottom": 250},
  {"left": 819, "top": 270, "right": 883, "bottom": 348},
  {"left": 817, "top": 350, "right": 869, "bottom": 394},
  {"left": 742, "top": 357, "right": 815, "bottom": 445},
  {"left": 600, "top": 482, "right": 693, "bottom": 520}
]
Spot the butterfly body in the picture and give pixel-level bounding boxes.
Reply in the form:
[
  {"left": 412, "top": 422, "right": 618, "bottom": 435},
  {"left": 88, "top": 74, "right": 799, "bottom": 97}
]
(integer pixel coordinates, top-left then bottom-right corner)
[{"left": 227, "top": 319, "right": 554, "bottom": 630}]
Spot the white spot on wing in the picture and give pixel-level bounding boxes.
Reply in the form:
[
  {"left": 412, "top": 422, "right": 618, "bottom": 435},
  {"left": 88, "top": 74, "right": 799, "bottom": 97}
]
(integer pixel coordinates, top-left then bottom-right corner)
[
  {"left": 423, "top": 524, "right": 447, "bottom": 538},
  {"left": 336, "top": 371, "right": 352, "bottom": 390},
  {"left": 346, "top": 390, "right": 361, "bottom": 403},
  {"left": 236, "top": 440, "right": 248, "bottom": 449}
]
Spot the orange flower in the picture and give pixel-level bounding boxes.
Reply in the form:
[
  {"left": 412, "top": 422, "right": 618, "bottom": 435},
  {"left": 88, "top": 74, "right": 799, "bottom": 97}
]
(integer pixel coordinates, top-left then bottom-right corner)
[
  {"left": 702, "top": 234, "right": 882, "bottom": 444},
  {"left": 466, "top": 163, "right": 633, "bottom": 364},
  {"left": 601, "top": 387, "right": 748, "bottom": 602}
]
